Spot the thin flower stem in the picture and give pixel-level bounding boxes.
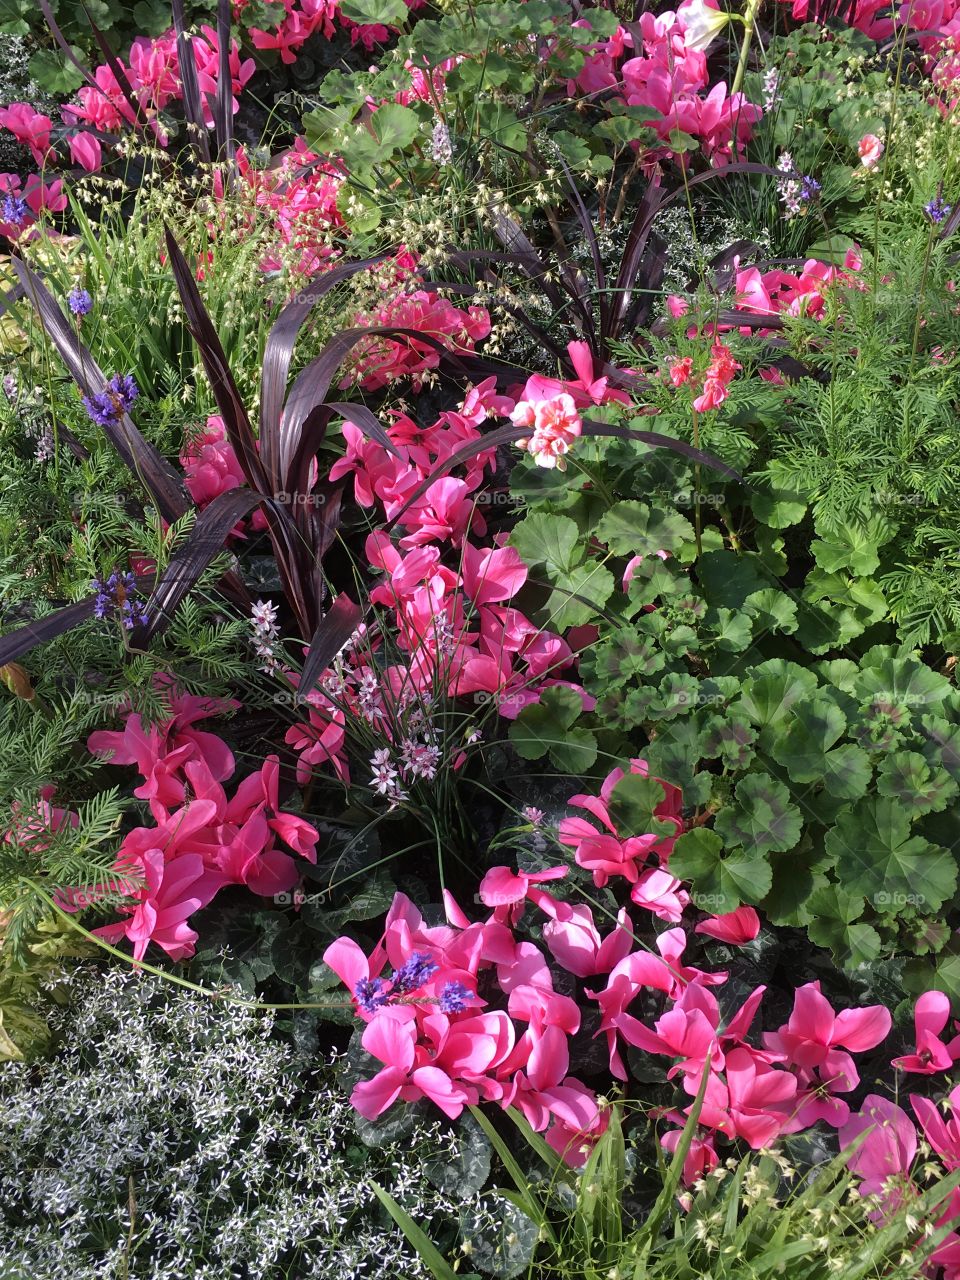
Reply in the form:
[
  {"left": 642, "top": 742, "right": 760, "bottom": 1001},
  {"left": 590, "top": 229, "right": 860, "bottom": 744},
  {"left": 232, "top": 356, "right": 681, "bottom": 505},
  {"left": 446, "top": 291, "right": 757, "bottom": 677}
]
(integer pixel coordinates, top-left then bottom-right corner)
[
  {"left": 731, "top": 0, "right": 764, "bottom": 97},
  {"left": 25, "top": 880, "right": 351, "bottom": 1012}
]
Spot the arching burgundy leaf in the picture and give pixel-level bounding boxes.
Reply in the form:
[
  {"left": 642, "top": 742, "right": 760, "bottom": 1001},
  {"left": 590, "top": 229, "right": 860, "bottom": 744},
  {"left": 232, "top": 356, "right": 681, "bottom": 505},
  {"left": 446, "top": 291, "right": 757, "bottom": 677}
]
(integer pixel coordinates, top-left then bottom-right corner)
[{"left": 10, "top": 256, "right": 190, "bottom": 524}]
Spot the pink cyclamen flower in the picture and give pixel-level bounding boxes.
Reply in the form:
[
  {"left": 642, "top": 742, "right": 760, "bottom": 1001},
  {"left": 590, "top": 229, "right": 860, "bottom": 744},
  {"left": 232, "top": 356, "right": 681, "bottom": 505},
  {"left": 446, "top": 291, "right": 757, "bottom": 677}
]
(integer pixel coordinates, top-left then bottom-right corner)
[
  {"left": 763, "top": 981, "right": 892, "bottom": 1070},
  {"left": 912, "top": 1083, "right": 960, "bottom": 1170},
  {"left": 67, "top": 131, "right": 102, "bottom": 172},
  {"left": 94, "top": 848, "right": 225, "bottom": 962},
  {"left": 892, "top": 991, "right": 960, "bottom": 1074},
  {"left": 512, "top": 393, "right": 583, "bottom": 471},
  {"left": 858, "top": 133, "right": 884, "bottom": 169},
  {"left": 695, "top": 906, "right": 760, "bottom": 945},
  {"left": 0, "top": 104, "right": 54, "bottom": 166},
  {"left": 840, "top": 1095, "right": 917, "bottom": 1203},
  {"left": 478, "top": 864, "right": 568, "bottom": 924}
]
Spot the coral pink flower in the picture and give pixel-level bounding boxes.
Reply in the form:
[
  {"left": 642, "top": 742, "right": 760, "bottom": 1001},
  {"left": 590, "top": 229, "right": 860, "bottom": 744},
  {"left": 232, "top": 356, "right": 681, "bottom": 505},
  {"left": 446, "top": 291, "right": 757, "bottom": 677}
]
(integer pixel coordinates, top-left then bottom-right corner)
[
  {"left": 858, "top": 133, "right": 884, "bottom": 168},
  {"left": 512, "top": 393, "right": 583, "bottom": 471},
  {"left": 695, "top": 906, "right": 760, "bottom": 945},
  {"left": 668, "top": 355, "right": 693, "bottom": 386},
  {"left": 892, "top": 991, "right": 960, "bottom": 1074},
  {"left": 630, "top": 867, "right": 689, "bottom": 922},
  {"left": 616, "top": 980, "right": 722, "bottom": 1077}
]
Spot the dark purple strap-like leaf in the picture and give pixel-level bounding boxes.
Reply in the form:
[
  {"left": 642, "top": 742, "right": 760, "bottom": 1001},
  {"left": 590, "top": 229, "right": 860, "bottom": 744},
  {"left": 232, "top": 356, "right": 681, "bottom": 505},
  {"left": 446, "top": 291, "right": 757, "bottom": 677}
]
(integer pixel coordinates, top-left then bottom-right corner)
[
  {"left": 11, "top": 256, "right": 191, "bottom": 524},
  {"left": 579, "top": 420, "right": 744, "bottom": 483},
  {"left": 164, "top": 226, "right": 266, "bottom": 490},
  {"left": 386, "top": 423, "right": 528, "bottom": 529},
  {"left": 386, "top": 415, "right": 744, "bottom": 532},
  {"left": 489, "top": 209, "right": 569, "bottom": 318},
  {"left": 298, "top": 594, "right": 365, "bottom": 696},
  {"left": 172, "top": 0, "right": 211, "bottom": 164},
  {"left": 279, "top": 325, "right": 480, "bottom": 490},
  {"left": 80, "top": 1, "right": 149, "bottom": 132},
  {"left": 213, "top": 0, "right": 234, "bottom": 167},
  {"left": 131, "top": 488, "right": 264, "bottom": 644},
  {"left": 557, "top": 155, "right": 609, "bottom": 344},
  {"left": 326, "top": 402, "right": 400, "bottom": 456},
  {"left": 0, "top": 598, "right": 99, "bottom": 668},
  {"left": 614, "top": 164, "right": 779, "bottom": 338},
  {"left": 259, "top": 255, "right": 388, "bottom": 479}
]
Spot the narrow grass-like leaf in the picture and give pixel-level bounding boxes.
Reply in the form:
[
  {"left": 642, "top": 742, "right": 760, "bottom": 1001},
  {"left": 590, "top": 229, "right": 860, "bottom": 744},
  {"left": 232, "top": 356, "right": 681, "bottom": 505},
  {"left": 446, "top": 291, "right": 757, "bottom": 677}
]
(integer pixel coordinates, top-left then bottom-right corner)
[
  {"left": 467, "top": 1105, "right": 558, "bottom": 1243},
  {"left": 368, "top": 1181, "right": 466, "bottom": 1280}
]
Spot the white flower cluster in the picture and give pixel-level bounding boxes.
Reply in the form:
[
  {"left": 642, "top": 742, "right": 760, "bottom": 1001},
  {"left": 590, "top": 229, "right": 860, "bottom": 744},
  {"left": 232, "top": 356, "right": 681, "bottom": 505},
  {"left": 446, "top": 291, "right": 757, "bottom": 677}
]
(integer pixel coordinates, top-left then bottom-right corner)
[
  {"left": 250, "top": 599, "right": 281, "bottom": 674},
  {"left": 0, "top": 966, "right": 491, "bottom": 1279}
]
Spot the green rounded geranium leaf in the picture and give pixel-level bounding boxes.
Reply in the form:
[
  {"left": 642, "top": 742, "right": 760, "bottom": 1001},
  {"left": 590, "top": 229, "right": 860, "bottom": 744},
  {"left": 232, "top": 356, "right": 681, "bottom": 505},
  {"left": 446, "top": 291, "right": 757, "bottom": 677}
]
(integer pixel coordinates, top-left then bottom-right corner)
[
  {"left": 595, "top": 500, "right": 694, "bottom": 557},
  {"left": 877, "top": 751, "right": 959, "bottom": 814},
  {"left": 671, "top": 828, "right": 772, "bottom": 910},
  {"left": 714, "top": 773, "right": 803, "bottom": 855},
  {"left": 739, "top": 660, "right": 819, "bottom": 728},
  {"left": 826, "top": 798, "right": 958, "bottom": 913}
]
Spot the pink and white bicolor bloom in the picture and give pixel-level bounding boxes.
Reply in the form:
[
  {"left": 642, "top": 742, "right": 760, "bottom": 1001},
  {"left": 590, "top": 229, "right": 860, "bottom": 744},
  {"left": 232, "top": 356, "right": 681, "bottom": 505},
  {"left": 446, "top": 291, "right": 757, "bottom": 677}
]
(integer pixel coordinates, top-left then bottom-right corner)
[
  {"left": 857, "top": 133, "right": 884, "bottom": 169},
  {"left": 512, "top": 393, "right": 583, "bottom": 471}
]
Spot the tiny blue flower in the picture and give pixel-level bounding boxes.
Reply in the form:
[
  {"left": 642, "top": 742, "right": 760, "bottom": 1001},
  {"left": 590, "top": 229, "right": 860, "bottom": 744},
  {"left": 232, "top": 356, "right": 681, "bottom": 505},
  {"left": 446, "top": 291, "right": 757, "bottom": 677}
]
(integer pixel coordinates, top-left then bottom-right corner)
[
  {"left": 354, "top": 977, "right": 388, "bottom": 1015},
  {"left": 2, "top": 193, "right": 27, "bottom": 227},
  {"left": 926, "top": 197, "right": 952, "bottom": 224},
  {"left": 800, "top": 175, "right": 821, "bottom": 201},
  {"left": 67, "top": 288, "right": 93, "bottom": 317},
  {"left": 438, "top": 981, "right": 471, "bottom": 1015},
  {"left": 390, "top": 952, "right": 439, "bottom": 995}
]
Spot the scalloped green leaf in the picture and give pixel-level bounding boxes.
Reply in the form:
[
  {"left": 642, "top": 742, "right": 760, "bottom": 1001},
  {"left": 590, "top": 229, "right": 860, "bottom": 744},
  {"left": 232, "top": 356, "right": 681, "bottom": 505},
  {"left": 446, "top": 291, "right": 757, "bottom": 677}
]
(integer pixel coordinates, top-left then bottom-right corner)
[
  {"left": 738, "top": 660, "right": 819, "bottom": 728},
  {"left": 595, "top": 501, "right": 694, "bottom": 557},
  {"left": 826, "top": 798, "right": 957, "bottom": 913},
  {"left": 508, "top": 686, "right": 597, "bottom": 773},
  {"left": 876, "top": 751, "right": 959, "bottom": 814},
  {"left": 608, "top": 772, "right": 676, "bottom": 839},
  {"left": 714, "top": 774, "right": 803, "bottom": 855},
  {"left": 671, "top": 828, "right": 772, "bottom": 910}
]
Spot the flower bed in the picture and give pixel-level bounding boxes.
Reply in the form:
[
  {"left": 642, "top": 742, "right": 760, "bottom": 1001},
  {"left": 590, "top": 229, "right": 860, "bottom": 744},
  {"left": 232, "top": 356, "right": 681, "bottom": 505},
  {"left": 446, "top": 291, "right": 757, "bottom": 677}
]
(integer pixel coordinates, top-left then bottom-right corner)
[{"left": 1, "top": 0, "right": 960, "bottom": 1275}]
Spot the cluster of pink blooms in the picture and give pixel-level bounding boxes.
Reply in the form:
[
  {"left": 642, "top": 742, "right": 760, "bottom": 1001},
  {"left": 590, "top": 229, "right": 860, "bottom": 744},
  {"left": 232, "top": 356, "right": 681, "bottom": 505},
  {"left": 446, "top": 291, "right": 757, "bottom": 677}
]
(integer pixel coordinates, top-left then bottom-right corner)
[
  {"left": 342, "top": 266, "right": 492, "bottom": 391},
  {"left": 278, "top": 341, "right": 646, "bottom": 785},
  {"left": 785, "top": 0, "right": 960, "bottom": 91},
  {"left": 179, "top": 413, "right": 269, "bottom": 538},
  {"left": 78, "top": 676, "right": 319, "bottom": 959},
  {"left": 230, "top": 137, "right": 345, "bottom": 278},
  {"left": 558, "top": 759, "right": 690, "bottom": 921},
  {"left": 667, "top": 339, "right": 741, "bottom": 413},
  {"left": 570, "top": 1, "right": 762, "bottom": 175},
  {"left": 0, "top": 170, "right": 66, "bottom": 242},
  {"left": 321, "top": 846, "right": 956, "bottom": 1203}
]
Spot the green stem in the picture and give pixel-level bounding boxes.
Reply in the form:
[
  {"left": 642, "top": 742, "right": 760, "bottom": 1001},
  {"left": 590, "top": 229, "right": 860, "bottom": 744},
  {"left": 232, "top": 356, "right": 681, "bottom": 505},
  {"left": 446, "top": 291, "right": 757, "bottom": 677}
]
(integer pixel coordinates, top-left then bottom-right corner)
[
  {"left": 731, "top": 0, "right": 764, "bottom": 97},
  {"left": 25, "top": 880, "right": 350, "bottom": 1013}
]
